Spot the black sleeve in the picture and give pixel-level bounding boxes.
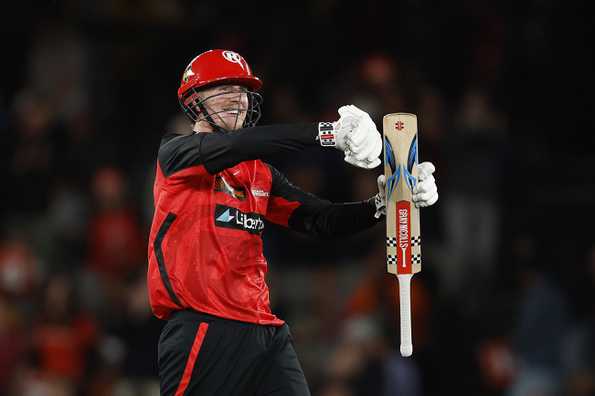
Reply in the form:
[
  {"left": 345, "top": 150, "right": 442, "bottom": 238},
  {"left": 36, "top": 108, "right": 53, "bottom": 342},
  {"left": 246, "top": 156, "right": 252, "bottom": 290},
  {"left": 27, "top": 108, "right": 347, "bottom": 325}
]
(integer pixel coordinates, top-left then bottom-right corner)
[
  {"left": 266, "top": 165, "right": 381, "bottom": 239},
  {"left": 158, "top": 123, "right": 318, "bottom": 176}
]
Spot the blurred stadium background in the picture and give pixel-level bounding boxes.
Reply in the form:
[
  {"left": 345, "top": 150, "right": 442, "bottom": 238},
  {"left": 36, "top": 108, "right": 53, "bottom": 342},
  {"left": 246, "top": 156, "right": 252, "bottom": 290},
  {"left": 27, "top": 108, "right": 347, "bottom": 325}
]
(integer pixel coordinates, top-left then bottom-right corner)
[{"left": 1, "top": 1, "right": 593, "bottom": 395}]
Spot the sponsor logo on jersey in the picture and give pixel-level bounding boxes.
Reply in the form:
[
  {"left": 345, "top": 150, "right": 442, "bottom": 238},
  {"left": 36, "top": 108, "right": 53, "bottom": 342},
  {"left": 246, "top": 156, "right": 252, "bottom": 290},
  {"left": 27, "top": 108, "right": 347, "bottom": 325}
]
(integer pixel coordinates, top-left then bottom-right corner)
[
  {"left": 251, "top": 187, "right": 269, "bottom": 198},
  {"left": 215, "top": 205, "right": 264, "bottom": 234}
]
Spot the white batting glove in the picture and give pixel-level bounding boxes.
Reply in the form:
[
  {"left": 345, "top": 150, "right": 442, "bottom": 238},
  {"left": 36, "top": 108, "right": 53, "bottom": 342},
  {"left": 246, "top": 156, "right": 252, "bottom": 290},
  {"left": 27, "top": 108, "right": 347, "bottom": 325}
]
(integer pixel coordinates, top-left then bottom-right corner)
[
  {"left": 374, "top": 162, "right": 438, "bottom": 217},
  {"left": 318, "top": 105, "right": 382, "bottom": 169},
  {"left": 374, "top": 175, "right": 386, "bottom": 218},
  {"left": 412, "top": 162, "right": 438, "bottom": 208}
]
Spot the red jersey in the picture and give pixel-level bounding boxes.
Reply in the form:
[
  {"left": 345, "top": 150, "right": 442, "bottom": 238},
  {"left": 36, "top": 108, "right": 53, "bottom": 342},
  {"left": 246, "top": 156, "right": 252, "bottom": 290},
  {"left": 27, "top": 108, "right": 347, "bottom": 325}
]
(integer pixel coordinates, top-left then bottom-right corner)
[{"left": 147, "top": 124, "right": 379, "bottom": 325}]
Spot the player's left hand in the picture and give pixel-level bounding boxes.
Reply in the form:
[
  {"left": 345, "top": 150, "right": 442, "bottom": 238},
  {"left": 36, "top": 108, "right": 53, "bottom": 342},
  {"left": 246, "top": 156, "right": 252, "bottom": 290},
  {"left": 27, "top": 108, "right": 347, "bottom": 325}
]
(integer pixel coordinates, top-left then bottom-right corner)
[{"left": 412, "top": 162, "right": 438, "bottom": 208}]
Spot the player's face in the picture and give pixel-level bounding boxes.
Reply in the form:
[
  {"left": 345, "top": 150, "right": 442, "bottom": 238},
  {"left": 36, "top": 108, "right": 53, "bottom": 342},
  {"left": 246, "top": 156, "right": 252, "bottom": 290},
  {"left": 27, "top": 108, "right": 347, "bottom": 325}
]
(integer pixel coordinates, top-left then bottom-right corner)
[{"left": 200, "top": 85, "right": 249, "bottom": 131}]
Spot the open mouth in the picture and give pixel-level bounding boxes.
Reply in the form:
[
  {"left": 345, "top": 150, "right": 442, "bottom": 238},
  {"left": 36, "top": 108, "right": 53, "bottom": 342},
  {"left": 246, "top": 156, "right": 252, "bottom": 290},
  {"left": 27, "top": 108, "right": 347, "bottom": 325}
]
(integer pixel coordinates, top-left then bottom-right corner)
[{"left": 222, "top": 108, "right": 248, "bottom": 117}]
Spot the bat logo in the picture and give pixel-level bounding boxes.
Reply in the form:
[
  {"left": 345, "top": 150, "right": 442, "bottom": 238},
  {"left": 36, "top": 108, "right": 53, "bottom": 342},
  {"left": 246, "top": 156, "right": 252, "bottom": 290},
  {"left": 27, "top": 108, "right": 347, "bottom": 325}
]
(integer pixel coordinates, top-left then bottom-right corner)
[{"left": 395, "top": 121, "right": 404, "bottom": 131}]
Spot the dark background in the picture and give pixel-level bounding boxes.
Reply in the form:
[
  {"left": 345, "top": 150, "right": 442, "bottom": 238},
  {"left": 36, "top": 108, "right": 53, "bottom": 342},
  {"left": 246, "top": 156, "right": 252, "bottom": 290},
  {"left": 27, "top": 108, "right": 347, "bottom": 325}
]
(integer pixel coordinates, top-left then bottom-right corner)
[{"left": 1, "top": 1, "right": 594, "bottom": 395}]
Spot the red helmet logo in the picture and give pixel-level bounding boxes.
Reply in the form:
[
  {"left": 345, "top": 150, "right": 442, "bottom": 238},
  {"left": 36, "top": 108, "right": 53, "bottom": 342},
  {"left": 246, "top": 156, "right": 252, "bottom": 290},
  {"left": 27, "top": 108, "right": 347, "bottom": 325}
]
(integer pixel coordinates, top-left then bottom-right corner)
[{"left": 222, "top": 51, "right": 245, "bottom": 70}]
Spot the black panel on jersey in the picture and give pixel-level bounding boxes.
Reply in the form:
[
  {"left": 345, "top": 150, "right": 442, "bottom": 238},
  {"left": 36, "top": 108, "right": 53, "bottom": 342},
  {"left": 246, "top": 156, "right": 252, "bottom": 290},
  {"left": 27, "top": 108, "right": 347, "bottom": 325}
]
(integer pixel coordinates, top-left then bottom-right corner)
[
  {"left": 154, "top": 212, "right": 183, "bottom": 307},
  {"left": 267, "top": 165, "right": 380, "bottom": 238},
  {"left": 158, "top": 124, "right": 318, "bottom": 176}
]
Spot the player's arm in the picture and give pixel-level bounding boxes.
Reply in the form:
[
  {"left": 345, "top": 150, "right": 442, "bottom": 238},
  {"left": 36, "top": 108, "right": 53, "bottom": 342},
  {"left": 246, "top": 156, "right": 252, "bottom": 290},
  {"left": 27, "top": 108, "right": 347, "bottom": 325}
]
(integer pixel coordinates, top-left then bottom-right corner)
[
  {"left": 265, "top": 165, "right": 380, "bottom": 238},
  {"left": 158, "top": 105, "right": 382, "bottom": 177},
  {"left": 158, "top": 124, "right": 318, "bottom": 176}
]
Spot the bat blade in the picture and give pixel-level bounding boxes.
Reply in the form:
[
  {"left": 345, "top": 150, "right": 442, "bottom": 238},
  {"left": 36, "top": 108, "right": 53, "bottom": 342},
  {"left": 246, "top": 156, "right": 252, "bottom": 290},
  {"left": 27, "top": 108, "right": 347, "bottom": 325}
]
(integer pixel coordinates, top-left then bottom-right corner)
[{"left": 383, "top": 113, "right": 421, "bottom": 357}]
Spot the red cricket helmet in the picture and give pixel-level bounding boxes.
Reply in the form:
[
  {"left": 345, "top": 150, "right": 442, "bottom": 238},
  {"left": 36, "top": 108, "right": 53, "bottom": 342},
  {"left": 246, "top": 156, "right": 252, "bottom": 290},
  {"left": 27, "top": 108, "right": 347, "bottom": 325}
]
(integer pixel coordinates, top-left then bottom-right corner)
[
  {"left": 177, "top": 49, "right": 263, "bottom": 129},
  {"left": 177, "top": 49, "right": 262, "bottom": 99}
]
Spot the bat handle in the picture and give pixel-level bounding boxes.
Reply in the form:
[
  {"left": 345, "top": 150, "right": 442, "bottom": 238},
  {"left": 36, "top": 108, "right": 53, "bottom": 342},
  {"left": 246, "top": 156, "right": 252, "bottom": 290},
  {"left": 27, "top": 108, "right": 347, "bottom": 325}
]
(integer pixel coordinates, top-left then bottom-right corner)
[{"left": 397, "top": 274, "right": 413, "bottom": 357}]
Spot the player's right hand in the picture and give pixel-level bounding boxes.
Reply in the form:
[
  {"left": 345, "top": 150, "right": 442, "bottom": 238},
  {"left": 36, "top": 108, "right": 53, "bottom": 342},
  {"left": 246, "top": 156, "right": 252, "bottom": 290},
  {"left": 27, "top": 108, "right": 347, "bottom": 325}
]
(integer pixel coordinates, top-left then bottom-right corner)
[{"left": 331, "top": 105, "right": 382, "bottom": 169}]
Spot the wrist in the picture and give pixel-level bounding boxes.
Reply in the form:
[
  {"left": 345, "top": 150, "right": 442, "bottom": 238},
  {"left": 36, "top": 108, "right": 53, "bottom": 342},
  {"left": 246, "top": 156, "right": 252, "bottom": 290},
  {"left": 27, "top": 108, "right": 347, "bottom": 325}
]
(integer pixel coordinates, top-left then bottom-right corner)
[
  {"left": 372, "top": 192, "right": 386, "bottom": 219},
  {"left": 362, "top": 196, "right": 383, "bottom": 222}
]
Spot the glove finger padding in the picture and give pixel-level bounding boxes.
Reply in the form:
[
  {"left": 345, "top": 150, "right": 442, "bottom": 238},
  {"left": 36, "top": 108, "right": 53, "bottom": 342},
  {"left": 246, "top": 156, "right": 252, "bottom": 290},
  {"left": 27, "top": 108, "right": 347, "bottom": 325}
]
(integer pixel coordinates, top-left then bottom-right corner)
[
  {"left": 368, "top": 133, "right": 383, "bottom": 162},
  {"left": 333, "top": 105, "right": 380, "bottom": 164},
  {"left": 416, "top": 190, "right": 437, "bottom": 203},
  {"left": 347, "top": 131, "right": 365, "bottom": 148},
  {"left": 416, "top": 161, "right": 436, "bottom": 180},
  {"left": 413, "top": 188, "right": 437, "bottom": 203},
  {"left": 334, "top": 105, "right": 365, "bottom": 152},
  {"left": 345, "top": 108, "right": 375, "bottom": 145},
  {"left": 349, "top": 120, "right": 381, "bottom": 161},
  {"left": 347, "top": 121, "right": 370, "bottom": 146},
  {"left": 411, "top": 161, "right": 439, "bottom": 208},
  {"left": 412, "top": 179, "right": 438, "bottom": 207},
  {"left": 334, "top": 118, "right": 355, "bottom": 134},
  {"left": 353, "top": 141, "right": 376, "bottom": 161},
  {"left": 366, "top": 158, "right": 381, "bottom": 168},
  {"left": 344, "top": 155, "right": 363, "bottom": 168},
  {"left": 377, "top": 174, "right": 386, "bottom": 193},
  {"left": 415, "top": 192, "right": 438, "bottom": 208},
  {"left": 358, "top": 131, "right": 382, "bottom": 165},
  {"left": 338, "top": 105, "right": 362, "bottom": 119},
  {"left": 412, "top": 175, "right": 435, "bottom": 194},
  {"left": 338, "top": 105, "right": 367, "bottom": 128},
  {"left": 344, "top": 155, "right": 380, "bottom": 169},
  {"left": 342, "top": 104, "right": 369, "bottom": 118}
]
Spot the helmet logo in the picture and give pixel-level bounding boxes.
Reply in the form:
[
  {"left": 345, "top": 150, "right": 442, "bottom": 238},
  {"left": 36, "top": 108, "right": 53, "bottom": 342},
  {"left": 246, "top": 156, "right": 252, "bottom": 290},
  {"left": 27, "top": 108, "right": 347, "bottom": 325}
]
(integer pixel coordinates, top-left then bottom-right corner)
[
  {"left": 182, "top": 64, "right": 195, "bottom": 82},
  {"left": 222, "top": 51, "right": 245, "bottom": 70}
]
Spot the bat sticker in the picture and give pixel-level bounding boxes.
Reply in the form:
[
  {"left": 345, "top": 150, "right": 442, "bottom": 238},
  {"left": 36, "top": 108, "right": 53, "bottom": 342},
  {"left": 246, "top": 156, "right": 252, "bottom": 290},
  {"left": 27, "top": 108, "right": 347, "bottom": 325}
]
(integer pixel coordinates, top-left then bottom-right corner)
[
  {"left": 384, "top": 137, "right": 401, "bottom": 199},
  {"left": 407, "top": 135, "right": 417, "bottom": 173},
  {"left": 385, "top": 136, "right": 396, "bottom": 172},
  {"left": 404, "top": 135, "right": 418, "bottom": 192}
]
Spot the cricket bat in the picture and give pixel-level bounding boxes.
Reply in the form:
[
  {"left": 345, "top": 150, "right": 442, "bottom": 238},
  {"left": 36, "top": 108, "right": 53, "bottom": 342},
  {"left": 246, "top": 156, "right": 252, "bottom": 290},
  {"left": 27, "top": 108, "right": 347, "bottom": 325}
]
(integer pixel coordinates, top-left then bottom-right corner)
[{"left": 383, "top": 113, "right": 421, "bottom": 357}]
